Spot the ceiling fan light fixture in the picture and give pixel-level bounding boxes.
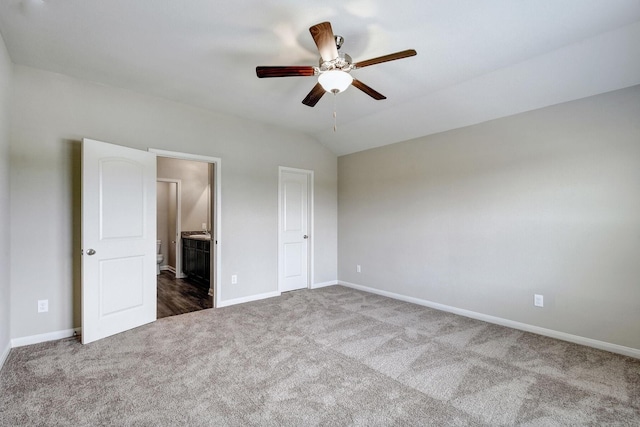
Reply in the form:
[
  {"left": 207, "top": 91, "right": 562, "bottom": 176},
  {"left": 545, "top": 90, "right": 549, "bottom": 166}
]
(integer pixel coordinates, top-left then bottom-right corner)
[{"left": 318, "top": 70, "right": 353, "bottom": 93}]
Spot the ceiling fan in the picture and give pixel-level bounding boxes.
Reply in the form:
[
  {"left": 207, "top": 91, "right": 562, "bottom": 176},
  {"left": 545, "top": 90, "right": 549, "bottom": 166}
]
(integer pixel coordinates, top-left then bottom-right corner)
[{"left": 256, "top": 22, "right": 417, "bottom": 107}]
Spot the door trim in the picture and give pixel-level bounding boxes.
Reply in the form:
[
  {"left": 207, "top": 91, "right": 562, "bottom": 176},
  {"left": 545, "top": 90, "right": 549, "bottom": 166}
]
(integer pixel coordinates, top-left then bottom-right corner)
[
  {"left": 156, "top": 178, "right": 182, "bottom": 278},
  {"left": 150, "top": 149, "right": 222, "bottom": 308},
  {"left": 278, "top": 166, "right": 314, "bottom": 292}
]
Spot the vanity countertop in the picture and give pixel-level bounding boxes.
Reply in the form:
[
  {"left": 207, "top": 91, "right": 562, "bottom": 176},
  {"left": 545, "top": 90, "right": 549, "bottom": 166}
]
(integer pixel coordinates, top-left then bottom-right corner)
[{"left": 182, "top": 233, "right": 211, "bottom": 241}]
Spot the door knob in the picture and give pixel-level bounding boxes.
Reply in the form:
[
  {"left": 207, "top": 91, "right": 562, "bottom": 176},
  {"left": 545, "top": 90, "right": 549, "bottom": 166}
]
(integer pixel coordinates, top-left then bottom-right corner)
[
  {"left": 303, "top": 235, "right": 308, "bottom": 239},
  {"left": 87, "top": 249, "right": 96, "bottom": 256}
]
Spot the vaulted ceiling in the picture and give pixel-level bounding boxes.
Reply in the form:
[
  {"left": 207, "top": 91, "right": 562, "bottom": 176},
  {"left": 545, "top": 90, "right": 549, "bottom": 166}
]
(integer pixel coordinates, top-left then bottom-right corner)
[{"left": 1, "top": 0, "right": 639, "bottom": 155}]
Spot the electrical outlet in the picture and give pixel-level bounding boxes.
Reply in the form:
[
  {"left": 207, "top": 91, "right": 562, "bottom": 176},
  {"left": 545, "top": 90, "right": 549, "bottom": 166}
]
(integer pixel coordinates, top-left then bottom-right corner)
[
  {"left": 38, "top": 299, "right": 48, "bottom": 313},
  {"left": 356, "top": 265, "right": 361, "bottom": 273},
  {"left": 231, "top": 274, "right": 237, "bottom": 284},
  {"left": 534, "top": 294, "right": 544, "bottom": 307},
  {"left": 202, "top": 222, "right": 207, "bottom": 230}
]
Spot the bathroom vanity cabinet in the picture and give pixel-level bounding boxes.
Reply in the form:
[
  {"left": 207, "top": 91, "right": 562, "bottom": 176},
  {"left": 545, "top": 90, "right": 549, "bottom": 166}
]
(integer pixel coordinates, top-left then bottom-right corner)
[{"left": 182, "top": 236, "right": 210, "bottom": 286}]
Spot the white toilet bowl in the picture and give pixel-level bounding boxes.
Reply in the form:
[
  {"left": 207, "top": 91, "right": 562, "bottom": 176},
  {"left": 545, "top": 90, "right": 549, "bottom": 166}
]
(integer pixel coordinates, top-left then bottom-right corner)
[{"left": 156, "top": 240, "right": 164, "bottom": 275}]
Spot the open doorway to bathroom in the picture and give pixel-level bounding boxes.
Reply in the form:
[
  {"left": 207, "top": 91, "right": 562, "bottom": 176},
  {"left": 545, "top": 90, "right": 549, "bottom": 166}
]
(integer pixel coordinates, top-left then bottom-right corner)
[{"left": 153, "top": 151, "right": 221, "bottom": 319}]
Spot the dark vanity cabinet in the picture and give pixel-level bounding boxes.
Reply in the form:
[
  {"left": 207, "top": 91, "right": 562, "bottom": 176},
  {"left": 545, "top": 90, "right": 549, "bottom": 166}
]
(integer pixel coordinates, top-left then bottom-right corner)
[{"left": 182, "top": 237, "right": 210, "bottom": 286}]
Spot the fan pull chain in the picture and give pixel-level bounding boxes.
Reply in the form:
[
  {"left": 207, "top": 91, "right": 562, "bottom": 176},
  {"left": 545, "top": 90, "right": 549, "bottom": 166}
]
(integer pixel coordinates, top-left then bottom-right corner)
[{"left": 333, "top": 91, "right": 338, "bottom": 132}]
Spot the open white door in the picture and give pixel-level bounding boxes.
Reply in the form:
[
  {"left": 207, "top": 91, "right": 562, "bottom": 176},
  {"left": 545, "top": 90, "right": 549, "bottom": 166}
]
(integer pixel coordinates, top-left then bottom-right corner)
[
  {"left": 279, "top": 167, "right": 311, "bottom": 292},
  {"left": 82, "top": 138, "right": 157, "bottom": 344}
]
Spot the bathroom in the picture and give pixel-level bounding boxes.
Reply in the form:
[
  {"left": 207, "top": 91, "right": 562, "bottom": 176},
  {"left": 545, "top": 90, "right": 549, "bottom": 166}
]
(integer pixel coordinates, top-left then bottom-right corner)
[{"left": 156, "top": 156, "right": 214, "bottom": 318}]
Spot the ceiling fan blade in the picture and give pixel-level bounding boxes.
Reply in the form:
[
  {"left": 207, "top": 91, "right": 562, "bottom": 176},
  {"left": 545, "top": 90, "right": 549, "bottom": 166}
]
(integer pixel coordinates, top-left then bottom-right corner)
[
  {"left": 351, "top": 79, "right": 386, "bottom": 100},
  {"left": 256, "top": 66, "right": 315, "bottom": 78},
  {"left": 302, "top": 83, "right": 326, "bottom": 107},
  {"left": 309, "top": 22, "right": 339, "bottom": 63},
  {"left": 354, "top": 49, "right": 417, "bottom": 69}
]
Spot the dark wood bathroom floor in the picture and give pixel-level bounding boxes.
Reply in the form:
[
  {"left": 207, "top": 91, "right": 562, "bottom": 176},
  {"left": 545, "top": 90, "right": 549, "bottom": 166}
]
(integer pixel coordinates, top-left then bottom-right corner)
[{"left": 157, "top": 271, "right": 213, "bottom": 319}]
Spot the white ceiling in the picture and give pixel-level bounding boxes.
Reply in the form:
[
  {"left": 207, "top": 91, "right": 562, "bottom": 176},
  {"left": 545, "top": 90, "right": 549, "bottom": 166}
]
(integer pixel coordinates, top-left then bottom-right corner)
[{"left": 1, "top": 0, "right": 639, "bottom": 155}]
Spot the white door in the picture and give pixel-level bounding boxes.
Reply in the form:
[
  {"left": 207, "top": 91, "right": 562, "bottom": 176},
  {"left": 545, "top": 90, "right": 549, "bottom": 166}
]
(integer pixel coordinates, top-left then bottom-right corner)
[
  {"left": 279, "top": 168, "right": 311, "bottom": 292},
  {"left": 82, "top": 138, "right": 157, "bottom": 344}
]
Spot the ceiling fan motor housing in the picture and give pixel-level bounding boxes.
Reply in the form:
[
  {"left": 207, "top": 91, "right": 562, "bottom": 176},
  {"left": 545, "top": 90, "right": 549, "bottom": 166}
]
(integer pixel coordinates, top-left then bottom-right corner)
[{"left": 317, "top": 52, "right": 353, "bottom": 74}]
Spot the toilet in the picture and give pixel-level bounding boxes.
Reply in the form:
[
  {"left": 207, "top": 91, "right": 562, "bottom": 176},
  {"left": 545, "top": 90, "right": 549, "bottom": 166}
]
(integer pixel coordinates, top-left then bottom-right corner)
[{"left": 156, "top": 240, "right": 164, "bottom": 275}]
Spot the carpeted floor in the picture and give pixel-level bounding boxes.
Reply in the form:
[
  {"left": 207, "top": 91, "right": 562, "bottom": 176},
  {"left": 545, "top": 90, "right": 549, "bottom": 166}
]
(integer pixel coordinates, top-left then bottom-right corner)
[{"left": 1, "top": 286, "right": 639, "bottom": 426}]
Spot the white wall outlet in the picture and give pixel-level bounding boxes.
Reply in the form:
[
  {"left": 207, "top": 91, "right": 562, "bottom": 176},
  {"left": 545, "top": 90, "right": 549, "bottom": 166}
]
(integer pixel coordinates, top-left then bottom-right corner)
[
  {"left": 37, "top": 299, "right": 48, "bottom": 313},
  {"left": 534, "top": 294, "right": 544, "bottom": 307},
  {"left": 356, "top": 265, "right": 361, "bottom": 273},
  {"left": 202, "top": 222, "right": 207, "bottom": 230},
  {"left": 231, "top": 274, "right": 237, "bottom": 284}
]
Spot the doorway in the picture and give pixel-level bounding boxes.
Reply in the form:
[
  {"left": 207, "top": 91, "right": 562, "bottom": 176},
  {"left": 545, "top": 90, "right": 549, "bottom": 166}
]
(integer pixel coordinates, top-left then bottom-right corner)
[
  {"left": 156, "top": 179, "right": 181, "bottom": 277},
  {"left": 151, "top": 149, "right": 222, "bottom": 310},
  {"left": 156, "top": 177, "right": 212, "bottom": 319},
  {"left": 82, "top": 139, "right": 222, "bottom": 343}
]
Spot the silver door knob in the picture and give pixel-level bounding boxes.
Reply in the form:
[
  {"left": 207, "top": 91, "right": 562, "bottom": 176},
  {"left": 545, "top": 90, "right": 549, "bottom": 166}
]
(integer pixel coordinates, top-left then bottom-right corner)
[
  {"left": 303, "top": 235, "right": 308, "bottom": 239},
  {"left": 87, "top": 249, "right": 96, "bottom": 256}
]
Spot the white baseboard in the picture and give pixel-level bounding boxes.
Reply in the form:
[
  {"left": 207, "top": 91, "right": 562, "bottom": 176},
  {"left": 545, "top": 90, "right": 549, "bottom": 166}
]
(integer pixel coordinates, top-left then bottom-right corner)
[
  {"left": 11, "top": 327, "right": 81, "bottom": 348},
  {"left": 338, "top": 281, "right": 640, "bottom": 360},
  {"left": 0, "top": 340, "right": 10, "bottom": 370},
  {"left": 160, "top": 265, "right": 175, "bottom": 274},
  {"left": 311, "top": 280, "right": 338, "bottom": 289},
  {"left": 217, "top": 290, "right": 281, "bottom": 308},
  {"left": 218, "top": 282, "right": 337, "bottom": 307}
]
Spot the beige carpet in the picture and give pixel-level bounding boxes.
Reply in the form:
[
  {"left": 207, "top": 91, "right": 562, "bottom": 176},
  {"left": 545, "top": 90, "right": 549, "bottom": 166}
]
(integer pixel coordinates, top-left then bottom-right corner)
[{"left": 1, "top": 286, "right": 639, "bottom": 426}]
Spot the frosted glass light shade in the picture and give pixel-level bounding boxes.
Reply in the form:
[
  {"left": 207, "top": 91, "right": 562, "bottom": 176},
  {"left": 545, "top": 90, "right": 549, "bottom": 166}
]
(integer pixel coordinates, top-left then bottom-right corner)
[{"left": 318, "top": 70, "right": 353, "bottom": 93}]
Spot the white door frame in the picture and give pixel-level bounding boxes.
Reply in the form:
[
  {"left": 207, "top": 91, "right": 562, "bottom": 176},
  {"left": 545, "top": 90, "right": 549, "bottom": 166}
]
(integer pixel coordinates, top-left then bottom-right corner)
[
  {"left": 278, "top": 166, "right": 314, "bottom": 292},
  {"left": 156, "top": 178, "right": 183, "bottom": 278},
  {"left": 150, "top": 149, "right": 222, "bottom": 308}
]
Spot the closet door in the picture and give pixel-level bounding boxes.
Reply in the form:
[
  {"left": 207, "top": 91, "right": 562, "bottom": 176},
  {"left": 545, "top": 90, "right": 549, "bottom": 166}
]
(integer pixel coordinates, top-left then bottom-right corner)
[{"left": 279, "top": 168, "right": 311, "bottom": 292}]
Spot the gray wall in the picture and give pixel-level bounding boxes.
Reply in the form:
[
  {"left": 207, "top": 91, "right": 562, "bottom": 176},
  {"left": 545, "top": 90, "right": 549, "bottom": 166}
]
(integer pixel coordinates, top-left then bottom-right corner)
[
  {"left": 0, "top": 31, "right": 12, "bottom": 361},
  {"left": 157, "top": 157, "right": 209, "bottom": 233},
  {"left": 9, "top": 65, "right": 337, "bottom": 340},
  {"left": 338, "top": 86, "right": 640, "bottom": 350}
]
